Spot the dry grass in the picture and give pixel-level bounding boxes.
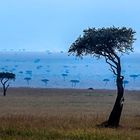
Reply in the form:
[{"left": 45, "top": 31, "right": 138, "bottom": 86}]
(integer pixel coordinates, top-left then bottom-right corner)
[
  {"left": 0, "top": 88, "right": 140, "bottom": 139},
  {"left": 0, "top": 114, "right": 140, "bottom": 140}
]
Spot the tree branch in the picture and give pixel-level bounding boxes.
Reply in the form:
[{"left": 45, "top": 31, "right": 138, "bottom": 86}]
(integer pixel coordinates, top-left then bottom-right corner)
[
  {"left": 1, "top": 78, "right": 4, "bottom": 86},
  {"left": 5, "top": 84, "right": 9, "bottom": 91},
  {"left": 112, "top": 52, "right": 120, "bottom": 65},
  {"left": 105, "top": 50, "right": 118, "bottom": 66},
  {"left": 109, "top": 66, "right": 117, "bottom": 75},
  {"left": 3, "top": 78, "right": 9, "bottom": 85},
  {"left": 105, "top": 58, "right": 117, "bottom": 69},
  {"left": 105, "top": 58, "right": 117, "bottom": 75}
]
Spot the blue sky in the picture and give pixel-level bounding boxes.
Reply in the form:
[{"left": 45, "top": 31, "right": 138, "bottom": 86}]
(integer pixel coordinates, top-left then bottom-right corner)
[{"left": 0, "top": 0, "right": 140, "bottom": 52}]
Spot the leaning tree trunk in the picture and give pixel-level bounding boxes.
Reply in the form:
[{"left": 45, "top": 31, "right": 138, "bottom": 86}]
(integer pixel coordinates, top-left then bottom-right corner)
[
  {"left": 99, "top": 55, "right": 125, "bottom": 128},
  {"left": 98, "top": 74, "right": 124, "bottom": 128},
  {"left": 106, "top": 75, "right": 124, "bottom": 127}
]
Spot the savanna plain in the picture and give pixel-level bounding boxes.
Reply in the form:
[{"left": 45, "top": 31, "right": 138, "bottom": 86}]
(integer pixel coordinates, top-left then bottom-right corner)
[{"left": 0, "top": 88, "right": 140, "bottom": 140}]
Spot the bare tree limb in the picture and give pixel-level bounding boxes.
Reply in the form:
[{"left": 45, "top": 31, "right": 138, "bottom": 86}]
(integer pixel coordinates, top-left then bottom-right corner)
[
  {"left": 1, "top": 78, "right": 4, "bottom": 86},
  {"left": 3, "top": 78, "right": 9, "bottom": 85},
  {"left": 105, "top": 58, "right": 117, "bottom": 69},
  {"left": 105, "top": 59, "right": 117, "bottom": 75},
  {"left": 5, "top": 84, "right": 10, "bottom": 91},
  {"left": 109, "top": 67, "right": 117, "bottom": 75}
]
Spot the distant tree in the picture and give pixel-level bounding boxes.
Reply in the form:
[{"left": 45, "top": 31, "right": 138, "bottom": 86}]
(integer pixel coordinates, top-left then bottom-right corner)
[
  {"left": 68, "top": 27, "right": 136, "bottom": 127},
  {"left": 123, "top": 80, "right": 129, "bottom": 88},
  {"left": 26, "top": 70, "right": 32, "bottom": 75},
  {"left": 62, "top": 73, "right": 68, "bottom": 81},
  {"left": 70, "top": 79, "right": 80, "bottom": 87},
  {"left": 103, "top": 78, "right": 110, "bottom": 86},
  {"left": 24, "top": 77, "right": 31, "bottom": 85},
  {"left": 0, "top": 72, "right": 15, "bottom": 96},
  {"left": 41, "top": 79, "right": 49, "bottom": 86},
  {"left": 129, "top": 74, "right": 139, "bottom": 82}
]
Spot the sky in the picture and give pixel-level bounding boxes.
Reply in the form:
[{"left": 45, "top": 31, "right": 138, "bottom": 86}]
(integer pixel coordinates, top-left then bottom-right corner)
[{"left": 0, "top": 0, "right": 140, "bottom": 52}]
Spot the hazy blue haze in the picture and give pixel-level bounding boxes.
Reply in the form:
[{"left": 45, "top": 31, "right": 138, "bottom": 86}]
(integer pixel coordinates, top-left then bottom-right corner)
[{"left": 0, "top": 52, "right": 140, "bottom": 89}]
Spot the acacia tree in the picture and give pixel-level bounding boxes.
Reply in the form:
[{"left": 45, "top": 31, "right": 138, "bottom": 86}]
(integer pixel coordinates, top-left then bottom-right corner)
[
  {"left": 68, "top": 27, "right": 135, "bottom": 127},
  {"left": 0, "top": 72, "right": 15, "bottom": 96},
  {"left": 24, "top": 77, "right": 31, "bottom": 85}
]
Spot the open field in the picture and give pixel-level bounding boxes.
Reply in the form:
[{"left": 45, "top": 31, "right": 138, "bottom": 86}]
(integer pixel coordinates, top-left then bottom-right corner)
[{"left": 0, "top": 88, "right": 140, "bottom": 139}]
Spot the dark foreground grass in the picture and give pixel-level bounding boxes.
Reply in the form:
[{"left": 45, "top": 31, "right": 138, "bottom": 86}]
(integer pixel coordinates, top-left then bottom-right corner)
[{"left": 0, "top": 115, "right": 140, "bottom": 140}]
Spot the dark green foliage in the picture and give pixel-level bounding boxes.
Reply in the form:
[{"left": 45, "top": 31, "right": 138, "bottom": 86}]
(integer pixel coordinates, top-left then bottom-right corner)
[
  {"left": 69, "top": 27, "right": 136, "bottom": 57},
  {"left": 0, "top": 72, "right": 15, "bottom": 80}
]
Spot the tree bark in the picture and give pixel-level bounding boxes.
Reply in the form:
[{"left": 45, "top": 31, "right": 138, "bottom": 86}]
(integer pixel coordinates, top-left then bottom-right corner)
[
  {"left": 3, "top": 84, "right": 9, "bottom": 96},
  {"left": 101, "top": 56, "right": 124, "bottom": 128},
  {"left": 106, "top": 76, "right": 124, "bottom": 127},
  {"left": 3, "top": 85, "right": 6, "bottom": 96}
]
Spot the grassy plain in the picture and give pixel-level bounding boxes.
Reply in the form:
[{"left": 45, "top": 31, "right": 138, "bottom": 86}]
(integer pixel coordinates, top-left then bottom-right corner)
[{"left": 0, "top": 88, "right": 140, "bottom": 139}]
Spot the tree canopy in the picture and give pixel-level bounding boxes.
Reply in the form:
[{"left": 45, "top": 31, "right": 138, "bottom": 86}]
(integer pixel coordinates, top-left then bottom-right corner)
[
  {"left": 0, "top": 72, "right": 15, "bottom": 80},
  {"left": 68, "top": 27, "right": 136, "bottom": 57}
]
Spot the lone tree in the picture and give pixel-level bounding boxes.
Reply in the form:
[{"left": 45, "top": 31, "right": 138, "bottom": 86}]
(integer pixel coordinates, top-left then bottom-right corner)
[
  {"left": 24, "top": 77, "right": 31, "bottom": 85},
  {"left": 68, "top": 27, "right": 135, "bottom": 127},
  {"left": 0, "top": 72, "right": 15, "bottom": 96}
]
